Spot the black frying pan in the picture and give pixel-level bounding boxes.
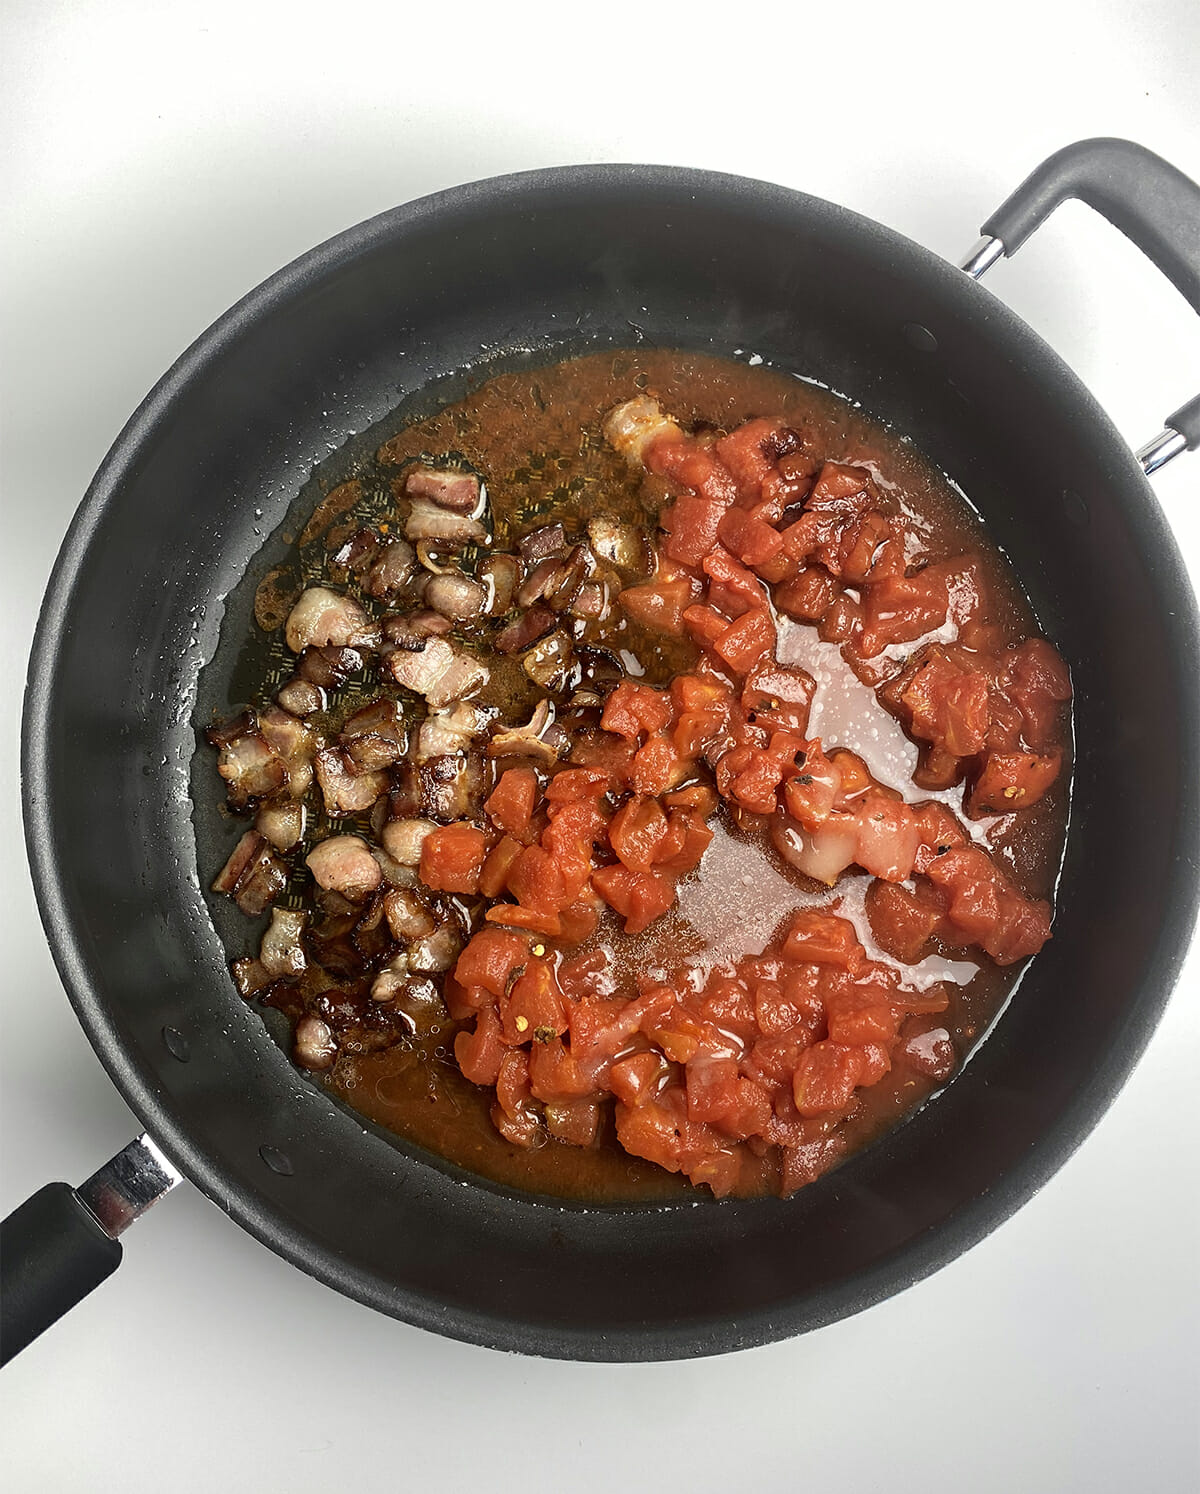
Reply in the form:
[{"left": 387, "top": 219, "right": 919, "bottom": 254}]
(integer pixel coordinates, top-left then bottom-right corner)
[{"left": 4, "top": 139, "right": 1199, "bottom": 1364}]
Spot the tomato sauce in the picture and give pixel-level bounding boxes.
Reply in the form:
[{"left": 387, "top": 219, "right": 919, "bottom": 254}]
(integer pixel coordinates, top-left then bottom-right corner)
[{"left": 211, "top": 349, "right": 1071, "bottom": 1202}]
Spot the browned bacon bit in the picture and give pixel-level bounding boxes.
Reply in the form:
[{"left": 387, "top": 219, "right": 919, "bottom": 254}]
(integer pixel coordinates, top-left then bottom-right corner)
[
  {"left": 419, "top": 751, "right": 485, "bottom": 822},
  {"left": 405, "top": 465, "right": 481, "bottom": 514},
  {"left": 602, "top": 395, "right": 682, "bottom": 465},
  {"left": 487, "top": 698, "right": 560, "bottom": 763},
  {"left": 415, "top": 701, "right": 492, "bottom": 761},
  {"left": 332, "top": 527, "right": 382, "bottom": 575},
  {"left": 408, "top": 922, "right": 464, "bottom": 975},
  {"left": 518, "top": 523, "right": 567, "bottom": 562},
  {"left": 213, "top": 830, "right": 287, "bottom": 916},
  {"left": 339, "top": 698, "right": 408, "bottom": 772},
  {"left": 382, "top": 609, "right": 453, "bottom": 650},
  {"left": 383, "top": 887, "right": 436, "bottom": 940},
  {"left": 424, "top": 570, "right": 489, "bottom": 621},
  {"left": 213, "top": 728, "right": 286, "bottom": 810},
  {"left": 314, "top": 748, "right": 390, "bottom": 818},
  {"left": 231, "top": 956, "right": 272, "bottom": 998},
  {"left": 478, "top": 553, "right": 523, "bottom": 613},
  {"left": 285, "top": 585, "right": 377, "bottom": 654},
  {"left": 495, "top": 604, "right": 556, "bottom": 654},
  {"left": 587, "top": 514, "right": 651, "bottom": 571},
  {"left": 259, "top": 907, "right": 308, "bottom": 978},
  {"left": 255, "top": 799, "right": 306, "bottom": 852},
  {"left": 306, "top": 834, "right": 383, "bottom": 901},
  {"left": 294, "top": 1014, "right": 337, "bottom": 1071},
  {"left": 386, "top": 638, "right": 489, "bottom": 708},
  {"left": 275, "top": 677, "right": 325, "bottom": 717},
  {"left": 405, "top": 497, "right": 487, "bottom": 546},
  {"left": 522, "top": 629, "right": 577, "bottom": 692},
  {"left": 257, "top": 706, "right": 318, "bottom": 798},
  {"left": 296, "top": 645, "right": 364, "bottom": 690},
  {"left": 364, "top": 538, "right": 417, "bottom": 599},
  {"left": 380, "top": 817, "right": 437, "bottom": 866}
]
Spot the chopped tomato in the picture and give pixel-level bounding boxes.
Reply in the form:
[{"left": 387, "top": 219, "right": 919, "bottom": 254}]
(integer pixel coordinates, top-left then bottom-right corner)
[
  {"left": 618, "top": 577, "right": 692, "bottom": 636},
  {"left": 685, "top": 1056, "right": 740, "bottom": 1122},
  {"left": 609, "top": 796, "right": 671, "bottom": 871},
  {"left": 478, "top": 833, "right": 524, "bottom": 898},
  {"left": 792, "top": 1041, "right": 866, "bottom": 1116},
  {"left": 592, "top": 863, "right": 676, "bottom": 934},
  {"left": 546, "top": 766, "right": 611, "bottom": 803},
  {"left": 824, "top": 987, "right": 900, "bottom": 1046},
  {"left": 661, "top": 494, "right": 727, "bottom": 568},
  {"left": 609, "top": 1051, "right": 669, "bottom": 1108},
  {"left": 631, "top": 734, "right": 682, "bottom": 796},
  {"left": 657, "top": 808, "right": 713, "bottom": 873},
  {"left": 646, "top": 436, "right": 739, "bottom": 506},
  {"left": 774, "top": 566, "right": 839, "bottom": 622},
  {"left": 782, "top": 910, "right": 864, "bottom": 970},
  {"left": 500, "top": 959, "right": 568, "bottom": 1043},
  {"left": 529, "top": 1037, "right": 597, "bottom": 1102},
  {"left": 864, "top": 880, "right": 946, "bottom": 963},
  {"left": 485, "top": 767, "right": 537, "bottom": 839},
  {"left": 682, "top": 603, "right": 729, "bottom": 649},
  {"left": 718, "top": 506, "right": 784, "bottom": 568},
  {"left": 454, "top": 927, "right": 533, "bottom": 997},
  {"left": 454, "top": 1004, "right": 506, "bottom": 1086},
  {"left": 505, "top": 842, "right": 588, "bottom": 914},
  {"left": 967, "top": 749, "right": 1062, "bottom": 817},
  {"left": 715, "top": 608, "right": 776, "bottom": 673},
  {"left": 419, "top": 822, "right": 489, "bottom": 895},
  {"left": 601, "top": 681, "right": 673, "bottom": 739},
  {"left": 484, "top": 902, "right": 562, "bottom": 937},
  {"left": 715, "top": 416, "right": 789, "bottom": 499}
]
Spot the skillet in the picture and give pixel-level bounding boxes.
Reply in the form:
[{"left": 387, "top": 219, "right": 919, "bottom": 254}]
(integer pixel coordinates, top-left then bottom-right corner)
[{"left": 3, "top": 138, "right": 1198, "bottom": 1364}]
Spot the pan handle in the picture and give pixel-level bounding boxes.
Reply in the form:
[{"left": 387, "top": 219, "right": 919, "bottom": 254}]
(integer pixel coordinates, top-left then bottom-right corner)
[
  {"left": 959, "top": 138, "right": 1200, "bottom": 473},
  {"left": 1, "top": 1136, "right": 180, "bottom": 1366}
]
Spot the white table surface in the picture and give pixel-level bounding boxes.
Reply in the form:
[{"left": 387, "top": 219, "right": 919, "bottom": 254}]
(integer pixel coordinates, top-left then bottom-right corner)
[{"left": 3, "top": 3, "right": 1198, "bottom": 1489}]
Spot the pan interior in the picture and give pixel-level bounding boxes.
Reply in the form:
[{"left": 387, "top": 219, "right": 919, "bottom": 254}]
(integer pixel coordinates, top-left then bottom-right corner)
[{"left": 24, "top": 167, "right": 1200, "bottom": 1359}]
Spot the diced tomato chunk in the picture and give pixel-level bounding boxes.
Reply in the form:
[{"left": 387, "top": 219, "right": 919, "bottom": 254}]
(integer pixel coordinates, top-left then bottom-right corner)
[
  {"left": 967, "top": 749, "right": 1062, "bottom": 817},
  {"left": 792, "top": 1041, "right": 866, "bottom": 1116},
  {"left": 715, "top": 608, "right": 776, "bottom": 673},
  {"left": 478, "top": 833, "right": 524, "bottom": 898},
  {"left": 454, "top": 927, "right": 533, "bottom": 997},
  {"left": 718, "top": 507, "right": 784, "bottom": 568},
  {"left": 782, "top": 910, "right": 864, "bottom": 970},
  {"left": 546, "top": 766, "right": 611, "bottom": 803},
  {"left": 601, "top": 681, "right": 673, "bottom": 739},
  {"left": 485, "top": 767, "right": 538, "bottom": 839},
  {"left": 864, "top": 879, "right": 946, "bottom": 963},
  {"left": 631, "top": 735, "right": 681, "bottom": 796},
  {"left": 682, "top": 604, "right": 730, "bottom": 649},
  {"left": 609, "top": 1051, "right": 668, "bottom": 1108},
  {"left": 592, "top": 863, "right": 676, "bottom": 934},
  {"left": 685, "top": 1056, "right": 740, "bottom": 1122},
  {"left": 661, "top": 494, "right": 726, "bottom": 568},
  {"left": 500, "top": 959, "right": 568, "bottom": 1043},
  {"left": 454, "top": 1004, "right": 506, "bottom": 1086},
  {"left": 419, "top": 822, "right": 489, "bottom": 895},
  {"left": 618, "top": 577, "right": 692, "bottom": 636},
  {"left": 608, "top": 796, "right": 670, "bottom": 871},
  {"left": 824, "top": 987, "right": 900, "bottom": 1046}
]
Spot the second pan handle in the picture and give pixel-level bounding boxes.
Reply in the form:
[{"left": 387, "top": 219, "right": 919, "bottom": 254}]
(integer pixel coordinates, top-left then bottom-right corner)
[{"left": 960, "top": 137, "right": 1200, "bottom": 470}]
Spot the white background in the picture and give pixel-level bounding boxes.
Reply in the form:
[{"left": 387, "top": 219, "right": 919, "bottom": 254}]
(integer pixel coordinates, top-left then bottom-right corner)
[{"left": 2, "top": 3, "right": 1198, "bottom": 1489}]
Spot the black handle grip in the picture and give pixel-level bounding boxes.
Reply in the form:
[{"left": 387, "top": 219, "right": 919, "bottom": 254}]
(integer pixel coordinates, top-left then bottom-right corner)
[
  {"left": 981, "top": 137, "right": 1200, "bottom": 451},
  {"left": 1, "top": 1184, "right": 122, "bottom": 1366}
]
